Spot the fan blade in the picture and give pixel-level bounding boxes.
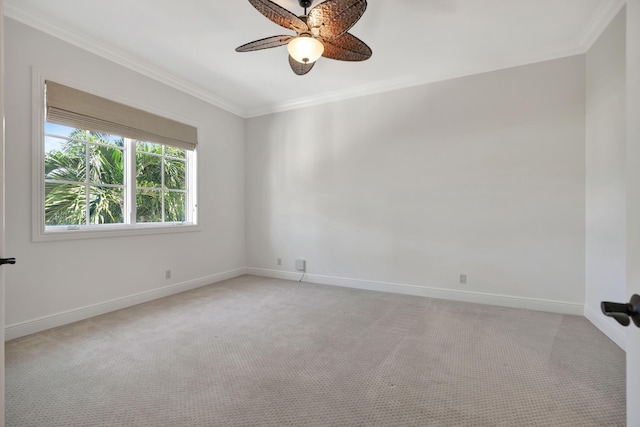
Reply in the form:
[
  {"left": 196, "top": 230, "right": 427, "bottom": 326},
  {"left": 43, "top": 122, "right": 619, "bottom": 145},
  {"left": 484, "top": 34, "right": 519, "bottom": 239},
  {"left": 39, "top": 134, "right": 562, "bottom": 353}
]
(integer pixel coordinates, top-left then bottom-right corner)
[
  {"left": 289, "top": 55, "right": 315, "bottom": 75},
  {"left": 236, "top": 35, "right": 294, "bottom": 52},
  {"left": 307, "top": 0, "right": 367, "bottom": 40},
  {"left": 248, "top": 0, "right": 308, "bottom": 33},
  {"left": 322, "top": 32, "right": 372, "bottom": 61}
]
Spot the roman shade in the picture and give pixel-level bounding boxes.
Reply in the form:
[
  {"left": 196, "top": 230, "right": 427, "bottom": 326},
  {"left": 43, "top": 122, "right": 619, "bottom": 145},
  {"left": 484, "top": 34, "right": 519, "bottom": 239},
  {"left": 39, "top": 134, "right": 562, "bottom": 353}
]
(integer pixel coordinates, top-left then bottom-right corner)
[{"left": 45, "top": 81, "right": 198, "bottom": 151}]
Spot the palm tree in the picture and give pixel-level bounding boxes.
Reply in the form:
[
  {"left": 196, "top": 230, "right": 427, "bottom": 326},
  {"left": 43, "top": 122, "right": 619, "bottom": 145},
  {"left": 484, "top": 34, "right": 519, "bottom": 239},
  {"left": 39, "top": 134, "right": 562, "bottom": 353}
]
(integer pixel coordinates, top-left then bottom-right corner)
[
  {"left": 135, "top": 142, "right": 186, "bottom": 223},
  {"left": 45, "top": 129, "right": 186, "bottom": 226},
  {"left": 45, "top": 131, "right": 124, "bottom": 225}
]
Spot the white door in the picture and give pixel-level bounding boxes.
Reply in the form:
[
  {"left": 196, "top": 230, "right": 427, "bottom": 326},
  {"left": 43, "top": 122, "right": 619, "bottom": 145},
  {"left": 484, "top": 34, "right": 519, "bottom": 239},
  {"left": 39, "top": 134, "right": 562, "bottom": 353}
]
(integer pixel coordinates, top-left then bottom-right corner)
[
  {"left": 0, "top": 0, "right": 6, "bottom": 424},
  {"left": 628, "top": 1, "right": 640, "bottom": 426}
]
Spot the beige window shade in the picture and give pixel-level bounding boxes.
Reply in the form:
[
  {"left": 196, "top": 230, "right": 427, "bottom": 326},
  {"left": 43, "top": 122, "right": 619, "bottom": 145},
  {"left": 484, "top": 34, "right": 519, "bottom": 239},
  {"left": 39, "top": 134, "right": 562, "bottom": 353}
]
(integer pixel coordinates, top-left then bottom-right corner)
[{"left": 46, "top": 81, "right": 198, "bottom": 151}]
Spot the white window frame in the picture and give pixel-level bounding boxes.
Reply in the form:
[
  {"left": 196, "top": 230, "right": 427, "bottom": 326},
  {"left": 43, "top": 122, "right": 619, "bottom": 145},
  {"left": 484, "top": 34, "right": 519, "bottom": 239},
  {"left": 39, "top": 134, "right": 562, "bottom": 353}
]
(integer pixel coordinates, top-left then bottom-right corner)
[{"left": 32, "top": 70, "right": 200, "bottom": 242}]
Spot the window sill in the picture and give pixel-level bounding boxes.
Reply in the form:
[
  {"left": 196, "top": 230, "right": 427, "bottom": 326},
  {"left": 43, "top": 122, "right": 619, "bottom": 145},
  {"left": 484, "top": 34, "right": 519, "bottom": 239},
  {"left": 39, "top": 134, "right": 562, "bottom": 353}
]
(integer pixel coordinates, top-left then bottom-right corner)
[{"left": 33, "top": 222, "right": 200, "bottom": 243}]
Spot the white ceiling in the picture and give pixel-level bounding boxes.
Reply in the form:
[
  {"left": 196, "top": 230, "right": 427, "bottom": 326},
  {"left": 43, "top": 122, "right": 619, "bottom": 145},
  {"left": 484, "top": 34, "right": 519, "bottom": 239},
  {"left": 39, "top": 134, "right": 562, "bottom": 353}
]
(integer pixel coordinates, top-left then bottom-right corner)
[{"left": 5, "top": 0, "right": 625, "bottom": 117}]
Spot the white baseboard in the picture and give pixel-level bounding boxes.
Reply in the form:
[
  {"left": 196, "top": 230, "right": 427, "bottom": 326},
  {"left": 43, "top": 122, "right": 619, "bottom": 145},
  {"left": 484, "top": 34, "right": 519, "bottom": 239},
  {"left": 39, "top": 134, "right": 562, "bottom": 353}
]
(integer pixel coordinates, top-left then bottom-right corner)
[
  {"left": 6, "top": 267, "right": 589, "bottom": 342},
  {"left": 5, "top": 268, "right": 247, "bottom": 341},
  {"left": 584, "top": 304, "right": 627, "bottom": 351},
  {"left": 246, "top": 268, "right": 584, "bottom": 316}
]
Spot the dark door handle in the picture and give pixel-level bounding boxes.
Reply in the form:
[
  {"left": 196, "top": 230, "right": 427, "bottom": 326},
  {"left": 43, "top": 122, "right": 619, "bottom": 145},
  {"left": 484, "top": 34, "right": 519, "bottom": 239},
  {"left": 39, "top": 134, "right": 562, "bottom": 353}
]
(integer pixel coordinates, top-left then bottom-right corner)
[
  {"left": 0, "top": 257, "right": 16, "bottom": 266},
  {"left": 601, "top": 294, "right": 640, "bottom": 328}
]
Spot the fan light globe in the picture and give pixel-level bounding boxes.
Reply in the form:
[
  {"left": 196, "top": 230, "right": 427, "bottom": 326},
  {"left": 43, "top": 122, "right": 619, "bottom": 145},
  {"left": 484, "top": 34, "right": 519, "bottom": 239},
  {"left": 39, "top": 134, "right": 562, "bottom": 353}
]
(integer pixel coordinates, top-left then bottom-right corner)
[{"left": 287, "top": 35, "right": 324, "bottom": 64}]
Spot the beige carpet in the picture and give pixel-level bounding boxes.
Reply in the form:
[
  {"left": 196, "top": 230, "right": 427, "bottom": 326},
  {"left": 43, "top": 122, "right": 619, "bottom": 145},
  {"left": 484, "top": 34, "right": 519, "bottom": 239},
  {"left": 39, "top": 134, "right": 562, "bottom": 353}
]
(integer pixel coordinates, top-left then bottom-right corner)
[{"left": 6, "top": 275, "right": 626, "bottom": 426}]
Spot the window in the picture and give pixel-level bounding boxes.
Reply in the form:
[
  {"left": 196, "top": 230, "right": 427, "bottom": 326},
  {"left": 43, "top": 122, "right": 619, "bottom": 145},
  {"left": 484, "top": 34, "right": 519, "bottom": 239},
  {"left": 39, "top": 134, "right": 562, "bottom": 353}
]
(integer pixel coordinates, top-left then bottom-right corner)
[
  {"left": 35, "top": 80, "right": 198, "bottom": 240},
  {"left": 45, "top": 125, "right": 126, "bottom": 226},
  {"left": 135, "top": 141, "right": 189, "bottom": 224}
]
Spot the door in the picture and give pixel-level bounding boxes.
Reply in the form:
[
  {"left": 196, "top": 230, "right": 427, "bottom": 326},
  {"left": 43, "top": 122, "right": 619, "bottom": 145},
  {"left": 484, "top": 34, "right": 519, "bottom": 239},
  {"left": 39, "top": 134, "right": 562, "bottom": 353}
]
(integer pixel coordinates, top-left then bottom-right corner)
[
  {"left": 0, "top": 0, "right": 6, "bottom": 424},
  {"left": 628, "top": 1, "right": 640, "bottom": 425}
]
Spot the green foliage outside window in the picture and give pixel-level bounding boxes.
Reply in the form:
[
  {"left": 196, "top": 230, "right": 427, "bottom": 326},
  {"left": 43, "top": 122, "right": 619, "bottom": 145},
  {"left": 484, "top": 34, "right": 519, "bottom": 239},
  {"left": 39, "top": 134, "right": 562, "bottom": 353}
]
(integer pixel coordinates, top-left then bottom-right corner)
[{"left": 44, "top": 128, "right": 187, "bottom": 226}]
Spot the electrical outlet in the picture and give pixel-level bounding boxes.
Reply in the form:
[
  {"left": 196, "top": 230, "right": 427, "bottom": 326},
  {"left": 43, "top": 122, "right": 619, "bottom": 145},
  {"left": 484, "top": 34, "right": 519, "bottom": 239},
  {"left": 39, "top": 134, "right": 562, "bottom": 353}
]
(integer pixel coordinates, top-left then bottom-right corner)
[
  {"left": 166, "top": 270, "right": 172, "bottom": 279},
  {"left": 295, "top": 258, "right": 306, "bottom": 271},
  {"left": 459, "top": 274, "right": 467, "bottom": 284},
  {"left": 277, "top": 258, "right": 282, "bottom": 266}
]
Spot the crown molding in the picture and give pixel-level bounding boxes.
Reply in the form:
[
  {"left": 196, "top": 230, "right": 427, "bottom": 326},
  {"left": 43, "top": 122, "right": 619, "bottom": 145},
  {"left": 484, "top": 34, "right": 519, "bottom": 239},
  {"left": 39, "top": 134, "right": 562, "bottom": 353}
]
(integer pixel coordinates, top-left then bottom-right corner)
[
  {"left": 246, "top": 44, "right": 585, "bottom": 118},
  {"left": 4, "top": 2, "right": 247, "bottom": 118},
  {"left": 246, "top": 0, "right": 625, "bottom": 118},
  {"left": 578, "top": 0, "right": 626, "bottom": 51},
  {"left": 6, "top": 0, "right": 627, "bottom": 120}
]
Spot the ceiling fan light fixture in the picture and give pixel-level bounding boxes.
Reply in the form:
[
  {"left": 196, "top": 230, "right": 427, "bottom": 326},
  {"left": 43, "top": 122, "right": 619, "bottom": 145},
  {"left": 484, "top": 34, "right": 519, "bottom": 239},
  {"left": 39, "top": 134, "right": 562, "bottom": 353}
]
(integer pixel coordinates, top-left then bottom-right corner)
[
  {"left": 287, "top": 34, "right": 324, "bottom": 64},
  {"left": 236, "top": 0, "right": 371, "bottom": 75}
]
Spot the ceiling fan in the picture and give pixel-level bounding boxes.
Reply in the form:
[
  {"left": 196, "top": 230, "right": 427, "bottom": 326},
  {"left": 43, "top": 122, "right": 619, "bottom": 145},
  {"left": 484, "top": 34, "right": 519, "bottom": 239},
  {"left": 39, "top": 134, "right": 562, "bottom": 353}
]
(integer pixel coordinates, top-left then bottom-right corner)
[{"left": 236, "top": 0, "right": 372, "bottom": 76}]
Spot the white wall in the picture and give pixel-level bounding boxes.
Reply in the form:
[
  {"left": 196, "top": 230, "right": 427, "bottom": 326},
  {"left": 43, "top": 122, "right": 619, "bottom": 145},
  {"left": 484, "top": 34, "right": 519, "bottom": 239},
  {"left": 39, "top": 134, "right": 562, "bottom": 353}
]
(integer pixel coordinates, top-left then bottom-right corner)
[
  {"left": 584, "top": 9, "right": 627, "bottom": 349},
  {"left": 4, "top": 19, "right": 246, "bottom": 337},
  {"left": 246, "top": 56, "right": 586, "bottom": 312}
]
